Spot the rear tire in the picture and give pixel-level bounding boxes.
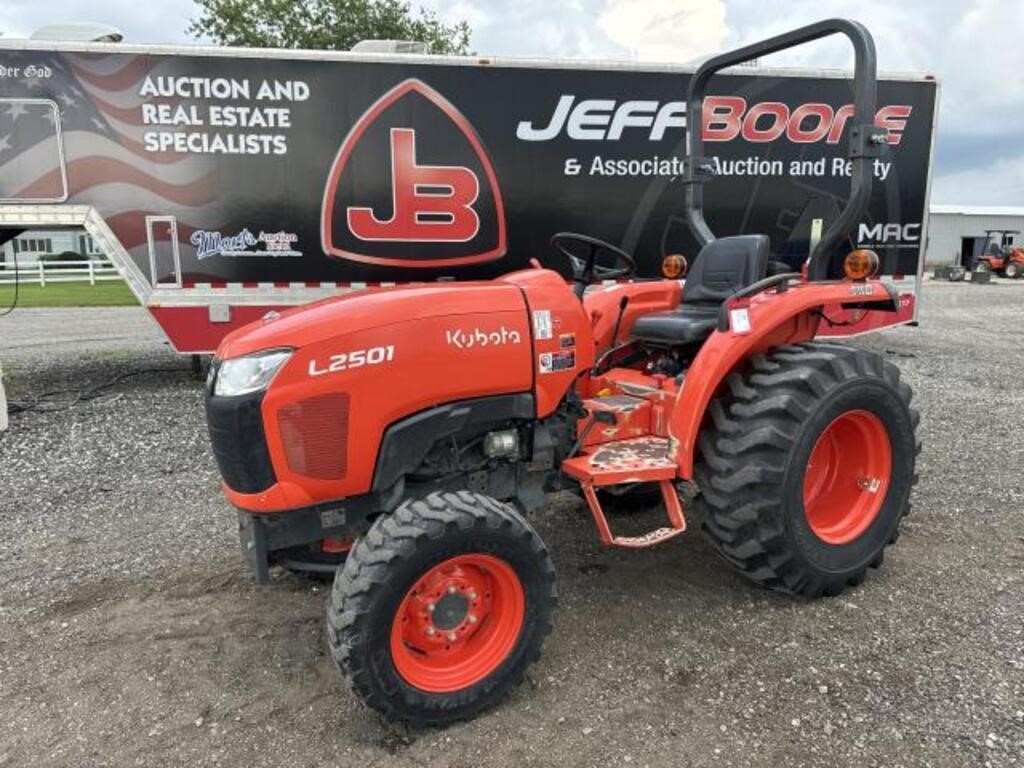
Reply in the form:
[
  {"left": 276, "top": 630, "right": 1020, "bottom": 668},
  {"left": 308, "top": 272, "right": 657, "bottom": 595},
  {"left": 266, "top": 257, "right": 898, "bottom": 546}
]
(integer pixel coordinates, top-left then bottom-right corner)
[
  {"left": 327, "top": 491, "right": 556, "bottom": 726},
  {"left": 696, "top": 343, "right": 920, "bottom": 598}
]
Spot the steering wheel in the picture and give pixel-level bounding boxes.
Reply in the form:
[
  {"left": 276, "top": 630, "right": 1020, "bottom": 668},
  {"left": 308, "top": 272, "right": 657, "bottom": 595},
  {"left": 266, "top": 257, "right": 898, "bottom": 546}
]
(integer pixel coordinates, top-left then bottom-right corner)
[{"left": 551, "top": 232, "right": 637, "bottom": 297}]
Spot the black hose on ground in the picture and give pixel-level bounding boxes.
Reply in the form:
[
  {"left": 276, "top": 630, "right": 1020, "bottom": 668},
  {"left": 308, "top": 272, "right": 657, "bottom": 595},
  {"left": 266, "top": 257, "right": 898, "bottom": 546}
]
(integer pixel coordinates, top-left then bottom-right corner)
[{"left": 5, "top": 366, "right": 190, "bottom": 416}]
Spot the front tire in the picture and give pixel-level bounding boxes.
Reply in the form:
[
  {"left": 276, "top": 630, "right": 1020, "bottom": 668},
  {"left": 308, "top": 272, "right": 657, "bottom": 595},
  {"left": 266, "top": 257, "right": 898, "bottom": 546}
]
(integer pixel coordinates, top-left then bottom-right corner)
[
  {"left": 327, "top": 491, "right": 557, "bottom": 726},
  {"left": 1004, "top": 262, "right": 1021, "bottom": 279},
  {"left": 696, "top": 343, "right": 920, "bottom": 598}
]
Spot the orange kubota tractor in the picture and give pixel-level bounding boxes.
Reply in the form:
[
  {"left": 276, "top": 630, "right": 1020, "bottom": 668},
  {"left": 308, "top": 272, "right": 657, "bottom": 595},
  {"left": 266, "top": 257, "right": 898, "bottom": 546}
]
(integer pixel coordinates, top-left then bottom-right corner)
[
  {"left": 205, "top": 19, "right": 920, "bottom": 726},
  {"left": 973, "top": 229, "right": 1024, "bottom": 278}
]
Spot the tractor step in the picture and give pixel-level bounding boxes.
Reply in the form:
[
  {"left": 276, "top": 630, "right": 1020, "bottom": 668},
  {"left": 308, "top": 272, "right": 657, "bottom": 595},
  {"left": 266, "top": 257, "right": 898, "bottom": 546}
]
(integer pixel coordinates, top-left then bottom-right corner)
[
  {"left": 608, "top": 526, "right": 684, "bottom": 548},
  {"left": 578, "top": 395, "right": 651, "bottom": 447},
  {"left": 578, "top": 480, "right": 686, "bottom": 548},
  {"left": 562, "top": 437, "right": 685, "bottom": 549},
  {"left": 561, "top": 436, "right": 677, "bottom": 485}
]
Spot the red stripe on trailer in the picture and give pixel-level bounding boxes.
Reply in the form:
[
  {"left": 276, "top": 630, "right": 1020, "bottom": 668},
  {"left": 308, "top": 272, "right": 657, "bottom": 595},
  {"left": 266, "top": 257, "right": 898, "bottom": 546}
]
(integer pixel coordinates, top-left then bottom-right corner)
[
  {"left": 148, "top": 305, "right": 290, "bottom": 353},
  {"left": 171, "top": 282, "right": 378, "bottom": 291}
]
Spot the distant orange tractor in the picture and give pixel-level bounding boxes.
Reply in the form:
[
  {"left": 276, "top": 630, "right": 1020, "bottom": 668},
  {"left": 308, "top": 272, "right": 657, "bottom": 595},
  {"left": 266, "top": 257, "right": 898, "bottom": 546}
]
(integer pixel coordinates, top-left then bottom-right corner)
[
  {"left": 204, "top": 19, "right": 921, "bottom": 726},
  {"left": 974, "top": 229, "right": 1024, "bottom": 278}
]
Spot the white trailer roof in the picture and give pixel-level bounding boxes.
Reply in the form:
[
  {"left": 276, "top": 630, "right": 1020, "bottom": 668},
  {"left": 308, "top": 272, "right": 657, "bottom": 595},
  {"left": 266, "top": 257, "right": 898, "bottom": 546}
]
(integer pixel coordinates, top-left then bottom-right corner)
[
  {"left": 0, "top": 37, "right": 938, "bottom": 83},
  {"left": 931, "top": 205, "right": 1024, "bottom": 217}
]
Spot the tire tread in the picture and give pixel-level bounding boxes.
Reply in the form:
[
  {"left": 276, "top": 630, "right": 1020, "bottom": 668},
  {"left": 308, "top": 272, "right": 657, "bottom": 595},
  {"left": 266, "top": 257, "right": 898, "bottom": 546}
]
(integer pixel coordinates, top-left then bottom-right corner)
[
  {"left": 696, "top": 342, "right": 918, "bottom": 597},
  {"left": 327, "top": 491, "right": 556, "bottom": 726}
]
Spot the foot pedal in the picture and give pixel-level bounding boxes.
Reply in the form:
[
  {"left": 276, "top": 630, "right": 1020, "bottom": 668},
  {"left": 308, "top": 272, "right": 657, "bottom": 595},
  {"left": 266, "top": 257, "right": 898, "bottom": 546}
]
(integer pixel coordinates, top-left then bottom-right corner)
[{"left": 580, "top": 480, "right": 686, "bottom": 549}]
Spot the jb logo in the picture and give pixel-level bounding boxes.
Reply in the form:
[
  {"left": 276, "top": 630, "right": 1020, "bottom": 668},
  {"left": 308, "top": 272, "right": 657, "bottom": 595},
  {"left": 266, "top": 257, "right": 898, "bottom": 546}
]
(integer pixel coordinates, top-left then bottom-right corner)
[
  {"left": 347, "top": 128, "right": 480, "bottom": 242},
  {"left": 321, "top": 78, "right": 506, "bottom": 268}
]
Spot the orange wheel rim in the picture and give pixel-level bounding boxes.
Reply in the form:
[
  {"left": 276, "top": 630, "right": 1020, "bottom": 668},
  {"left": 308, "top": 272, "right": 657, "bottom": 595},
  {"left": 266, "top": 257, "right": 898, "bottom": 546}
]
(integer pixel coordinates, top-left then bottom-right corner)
[
  {"left": 390, "top": 554, "right": 525, "bottom": 693},
  {"left": 803, "top": 410, "right": 892, "bottom": 545}
]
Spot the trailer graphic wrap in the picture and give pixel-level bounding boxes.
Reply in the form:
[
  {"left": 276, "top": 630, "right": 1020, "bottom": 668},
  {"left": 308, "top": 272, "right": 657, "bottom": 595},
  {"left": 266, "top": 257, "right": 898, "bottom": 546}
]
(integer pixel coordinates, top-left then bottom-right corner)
[{"left": 0, "top": 45, "right": 937, "bottom": 350}]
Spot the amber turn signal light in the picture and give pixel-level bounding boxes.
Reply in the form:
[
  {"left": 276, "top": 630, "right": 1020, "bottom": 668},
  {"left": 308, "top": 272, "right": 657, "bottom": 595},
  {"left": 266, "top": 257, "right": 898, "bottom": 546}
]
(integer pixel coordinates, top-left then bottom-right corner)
[
  {"left": 662, "top": 253, "right": 688, "bottom": 279},
  {"left": 844, "top": 249, "right": 880, "bottom": 280}
]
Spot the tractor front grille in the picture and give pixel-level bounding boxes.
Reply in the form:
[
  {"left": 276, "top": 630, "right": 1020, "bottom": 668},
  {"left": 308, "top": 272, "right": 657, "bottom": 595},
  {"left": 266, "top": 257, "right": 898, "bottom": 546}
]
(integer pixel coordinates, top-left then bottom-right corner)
[
  {"left": 205, "top": 388, "right": 276, "bottom": 494},
  {"left": 277, "top": 392, "right": 350, "bottom": 480}
]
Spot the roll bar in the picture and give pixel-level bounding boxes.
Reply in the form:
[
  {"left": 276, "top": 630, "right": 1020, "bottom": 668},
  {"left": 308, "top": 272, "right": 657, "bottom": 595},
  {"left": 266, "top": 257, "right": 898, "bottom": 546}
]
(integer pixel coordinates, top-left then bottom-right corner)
[{"left": 684, "top": 19, "right": 890, "bottom": 280}]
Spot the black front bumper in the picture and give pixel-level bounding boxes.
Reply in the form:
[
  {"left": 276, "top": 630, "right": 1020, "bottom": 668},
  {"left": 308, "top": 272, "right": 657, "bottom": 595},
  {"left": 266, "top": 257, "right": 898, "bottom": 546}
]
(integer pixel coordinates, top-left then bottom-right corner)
[
  {"left": 204, "top": 380, "right": 276, "bottom": 494},
  {"left": 204, "top": 369, "right": 396, "bottom": 583},
  {"left": 237, "top": 488, "right": 401, "bottom": 583}
]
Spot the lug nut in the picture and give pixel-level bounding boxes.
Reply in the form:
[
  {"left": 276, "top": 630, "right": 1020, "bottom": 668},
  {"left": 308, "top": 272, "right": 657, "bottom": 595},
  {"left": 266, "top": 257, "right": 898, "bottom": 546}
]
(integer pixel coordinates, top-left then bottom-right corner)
[
  {"left": 447, "top": 631, "right": 457, "bottom": 641},
  {"left": 448, "top": 585, "right": 457, "bottom": 595},
  {"left": 467, "top": 614, "right": 477, "bottom": 624},
  {"left": 467, "top": 590, "right": 478, "bottom": 600},
  {"left": 426, "top": 603, "right": 435, "bottom": 612},
  {"left": 426, "top": 626, "right": 436, "bottom": 636}
]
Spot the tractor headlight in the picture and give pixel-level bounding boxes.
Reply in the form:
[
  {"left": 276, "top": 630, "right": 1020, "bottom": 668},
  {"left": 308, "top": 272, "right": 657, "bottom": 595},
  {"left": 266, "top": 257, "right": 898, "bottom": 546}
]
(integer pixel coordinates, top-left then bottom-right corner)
[{"left": 213, "top": 349, "right": 292, "bottom": 397}]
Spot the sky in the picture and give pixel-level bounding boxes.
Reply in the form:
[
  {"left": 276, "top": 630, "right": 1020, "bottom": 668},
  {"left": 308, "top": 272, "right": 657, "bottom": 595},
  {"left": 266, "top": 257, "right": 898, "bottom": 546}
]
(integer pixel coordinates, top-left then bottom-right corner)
[{"left": 1, "top": 0, "right": 1020, "bottom": 205}]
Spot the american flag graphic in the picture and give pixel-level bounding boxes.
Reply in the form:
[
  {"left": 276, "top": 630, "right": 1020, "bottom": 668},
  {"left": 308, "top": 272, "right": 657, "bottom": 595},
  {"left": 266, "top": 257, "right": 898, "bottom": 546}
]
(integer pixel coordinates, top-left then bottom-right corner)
[{"left": 0, "top": 51, "right": 222, "bottom": 272}]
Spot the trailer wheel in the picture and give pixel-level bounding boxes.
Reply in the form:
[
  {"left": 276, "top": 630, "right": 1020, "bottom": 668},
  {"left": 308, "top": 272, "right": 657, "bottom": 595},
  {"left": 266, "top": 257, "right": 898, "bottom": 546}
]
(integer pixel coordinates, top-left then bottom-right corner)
[
  {"left": 327, "top": 491, "right": 556, "bottom": 726},
  {"left": 695, "top": 343, "right": 920, "bottom": 598}
]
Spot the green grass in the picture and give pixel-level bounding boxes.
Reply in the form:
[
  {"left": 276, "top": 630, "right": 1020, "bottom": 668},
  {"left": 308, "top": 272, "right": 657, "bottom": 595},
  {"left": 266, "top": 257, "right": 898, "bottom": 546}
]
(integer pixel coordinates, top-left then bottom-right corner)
[{"left": 0, "top": 280, "right": 138, "bottom": 308}]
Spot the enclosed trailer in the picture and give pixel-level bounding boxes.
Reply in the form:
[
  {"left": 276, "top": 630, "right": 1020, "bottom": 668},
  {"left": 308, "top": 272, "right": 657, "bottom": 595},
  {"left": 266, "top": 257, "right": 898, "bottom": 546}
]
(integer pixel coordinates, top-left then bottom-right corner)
[{"left": 0, "top": 40, "right": 938, "bottom": 351}]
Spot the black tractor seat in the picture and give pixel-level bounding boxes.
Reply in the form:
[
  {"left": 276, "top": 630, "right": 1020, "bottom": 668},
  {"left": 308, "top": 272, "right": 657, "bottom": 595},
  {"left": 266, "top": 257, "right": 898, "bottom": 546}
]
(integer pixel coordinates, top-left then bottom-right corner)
[{"left": 631, "top": 235, "right": 769, "bottom": 346}]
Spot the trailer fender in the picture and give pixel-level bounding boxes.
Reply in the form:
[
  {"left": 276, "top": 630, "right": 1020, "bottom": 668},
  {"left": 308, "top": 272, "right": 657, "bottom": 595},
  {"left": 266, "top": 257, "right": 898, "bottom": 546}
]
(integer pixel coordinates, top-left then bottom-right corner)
[{"left": 669, "top": 280, "right": 898, "bottom": 479}]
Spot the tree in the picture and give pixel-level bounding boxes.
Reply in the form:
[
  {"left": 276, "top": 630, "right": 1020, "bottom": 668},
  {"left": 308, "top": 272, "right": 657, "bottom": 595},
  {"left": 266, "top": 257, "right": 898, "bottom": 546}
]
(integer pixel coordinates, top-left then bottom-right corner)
[{"left": 189, "top": 0, "right": 471, "bottom": 54}]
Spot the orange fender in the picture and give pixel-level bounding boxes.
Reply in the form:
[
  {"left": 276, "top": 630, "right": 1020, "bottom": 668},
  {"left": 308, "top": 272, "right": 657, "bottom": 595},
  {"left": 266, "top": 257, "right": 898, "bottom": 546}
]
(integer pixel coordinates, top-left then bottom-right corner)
[{"left": 669, "top": 280, "right": 897, "bottom": 478}]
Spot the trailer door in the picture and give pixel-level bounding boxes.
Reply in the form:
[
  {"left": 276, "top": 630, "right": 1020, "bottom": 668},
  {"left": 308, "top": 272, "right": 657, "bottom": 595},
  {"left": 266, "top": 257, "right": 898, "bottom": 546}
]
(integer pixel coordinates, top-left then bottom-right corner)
[{"left": 145, "top": 215, "right": 181, "bottom": 287}]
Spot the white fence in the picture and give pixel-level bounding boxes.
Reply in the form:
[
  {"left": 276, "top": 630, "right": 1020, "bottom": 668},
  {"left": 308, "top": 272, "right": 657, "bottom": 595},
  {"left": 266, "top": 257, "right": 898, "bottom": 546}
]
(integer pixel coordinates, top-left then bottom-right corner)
[{"left": 0, "top": 259, "right": 121, "bottom": 287}]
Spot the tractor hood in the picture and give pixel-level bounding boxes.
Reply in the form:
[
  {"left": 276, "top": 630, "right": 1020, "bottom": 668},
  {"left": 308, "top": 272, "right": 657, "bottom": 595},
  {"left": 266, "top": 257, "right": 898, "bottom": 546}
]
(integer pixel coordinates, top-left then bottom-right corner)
[
  {"left": 208, "top": 278, "right": 537, "bottom": 508},
  {"left": 215, "top": 282, "right": 527, "bottom": 359}
]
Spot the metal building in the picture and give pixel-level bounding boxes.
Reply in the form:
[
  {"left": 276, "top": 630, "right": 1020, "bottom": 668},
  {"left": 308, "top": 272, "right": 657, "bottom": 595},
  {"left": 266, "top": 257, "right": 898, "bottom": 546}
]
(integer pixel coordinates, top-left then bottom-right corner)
[{"left": 927, "top": 205, "right": 1024, "bottom": 268}]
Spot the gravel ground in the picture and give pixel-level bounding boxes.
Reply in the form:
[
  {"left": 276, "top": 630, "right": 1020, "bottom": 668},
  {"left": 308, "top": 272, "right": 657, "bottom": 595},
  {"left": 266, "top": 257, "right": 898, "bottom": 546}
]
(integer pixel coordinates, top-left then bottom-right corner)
[
  {"left": 0, "top": 306, "right": 167, "bottom": 357},
  {"left": 0, "top": 282, "right": 1021, "bottom": 768}
]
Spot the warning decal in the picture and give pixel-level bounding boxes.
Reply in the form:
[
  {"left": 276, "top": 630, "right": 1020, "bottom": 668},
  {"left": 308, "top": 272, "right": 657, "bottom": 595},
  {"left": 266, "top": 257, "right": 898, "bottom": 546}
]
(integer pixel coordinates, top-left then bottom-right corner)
[{"left": 539, "top": 349, "right": 575, "bottom": 374}]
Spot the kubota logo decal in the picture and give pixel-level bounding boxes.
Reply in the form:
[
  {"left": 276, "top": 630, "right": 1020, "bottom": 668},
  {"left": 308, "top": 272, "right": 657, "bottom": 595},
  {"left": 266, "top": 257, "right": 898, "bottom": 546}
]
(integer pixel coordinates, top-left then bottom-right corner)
[
  {"left": 445, "top": 326, "right": 522, "bottom": 349},
  {"left": 321, "top": 79, "right": 506, "bottom": 268}
]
